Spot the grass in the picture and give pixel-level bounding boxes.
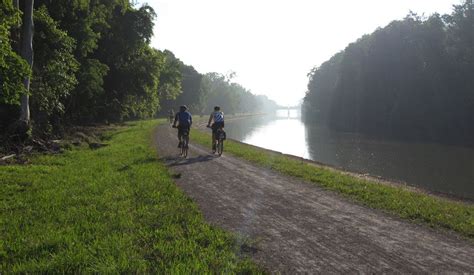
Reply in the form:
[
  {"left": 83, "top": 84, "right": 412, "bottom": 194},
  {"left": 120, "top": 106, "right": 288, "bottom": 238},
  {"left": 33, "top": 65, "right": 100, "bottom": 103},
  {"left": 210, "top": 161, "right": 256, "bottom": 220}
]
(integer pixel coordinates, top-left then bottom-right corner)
[
  {"left": 191, "top": 128, "right": 474, "bottom": 239},
  {"left": 0, "top": 120, "right": 261, "bottom": 273}
]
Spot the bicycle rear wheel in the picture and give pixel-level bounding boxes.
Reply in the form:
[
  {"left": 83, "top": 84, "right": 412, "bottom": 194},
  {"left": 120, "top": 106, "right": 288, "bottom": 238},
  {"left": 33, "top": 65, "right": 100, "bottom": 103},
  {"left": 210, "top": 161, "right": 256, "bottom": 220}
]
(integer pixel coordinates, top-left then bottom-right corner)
[
  {"left": 182, "top": 135, "right": 189, "bottom": 158},
  {"left": 217, "top": 139, "right": 224, "bottom": 156}
]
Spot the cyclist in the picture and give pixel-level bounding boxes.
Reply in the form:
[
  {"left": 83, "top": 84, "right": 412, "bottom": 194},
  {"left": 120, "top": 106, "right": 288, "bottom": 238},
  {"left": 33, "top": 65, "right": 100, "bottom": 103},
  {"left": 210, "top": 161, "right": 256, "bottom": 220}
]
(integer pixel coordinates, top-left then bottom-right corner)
[
  {"left": 168, "top": 109, "right": 174, "bottom": 124},
  {"left": 207, "top": 106, "right": 224, "bottom": 153},
  {"left": 172, "top": 105, "right": 192, "bottom": 148}
]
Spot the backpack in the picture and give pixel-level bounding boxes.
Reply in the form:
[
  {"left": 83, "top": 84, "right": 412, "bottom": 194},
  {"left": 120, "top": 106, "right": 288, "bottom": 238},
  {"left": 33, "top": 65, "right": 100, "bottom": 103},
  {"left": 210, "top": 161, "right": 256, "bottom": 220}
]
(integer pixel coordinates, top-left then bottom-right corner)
[{"left": 213, "top": 111, "right": 224, "bottom": 123}]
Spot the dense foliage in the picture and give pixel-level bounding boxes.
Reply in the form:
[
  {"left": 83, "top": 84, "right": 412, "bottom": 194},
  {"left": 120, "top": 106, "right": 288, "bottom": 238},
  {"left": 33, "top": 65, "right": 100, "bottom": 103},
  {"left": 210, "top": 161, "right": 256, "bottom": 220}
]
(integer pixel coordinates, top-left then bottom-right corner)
[
  {"left": 30, "top": 6, "right": 79, "bottom": 135},
  {"left": 303, "top": 1, "right": 474, "bottom": 146},
  {"left": 158, "top": 53, "right": 278, "bottom": 116},
  {"left": 0, "top": 0, "right": 30, "bottom": 129},
  {"left": 1, "top": 0, "right": 274, "bottom": 141},
  {"left": 198, "top": 72, "right": 277, "bottom": 115}
]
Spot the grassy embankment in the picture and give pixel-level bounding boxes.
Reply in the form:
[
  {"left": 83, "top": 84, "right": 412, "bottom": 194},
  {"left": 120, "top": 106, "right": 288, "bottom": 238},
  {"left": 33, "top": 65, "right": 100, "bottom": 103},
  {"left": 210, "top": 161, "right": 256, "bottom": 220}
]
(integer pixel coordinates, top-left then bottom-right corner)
[
  {"left": 0, "top": 120, "right": 261, "bottom": 273},
  {"left": 192, "top": 129, "right": 474, "bottom": 239}
]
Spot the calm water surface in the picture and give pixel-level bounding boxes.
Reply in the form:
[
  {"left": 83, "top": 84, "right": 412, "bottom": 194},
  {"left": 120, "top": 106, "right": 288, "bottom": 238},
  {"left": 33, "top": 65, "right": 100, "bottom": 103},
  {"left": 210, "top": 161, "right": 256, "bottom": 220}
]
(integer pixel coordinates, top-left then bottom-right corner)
[{"left": 225, "top": 111, "right": 474, "bottom": 199}]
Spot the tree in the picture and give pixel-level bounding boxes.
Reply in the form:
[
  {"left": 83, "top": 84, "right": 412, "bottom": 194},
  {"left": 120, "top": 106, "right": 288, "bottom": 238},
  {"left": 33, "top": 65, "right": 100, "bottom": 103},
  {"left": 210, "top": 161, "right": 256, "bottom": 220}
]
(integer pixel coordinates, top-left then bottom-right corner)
[
  {"left": 18, "top": 0, "right": 35, "bottom": 133},
  {"left": 303, "top": 1, "right": 474, "bottom": 145},
  {"left": 157, "top": 50, "right": 182, "bottom": 101},
  {"left": 0, "top": 0, "right": 29, "bottom": 105},
  {"left": 0, "top": 0, "right": 30, "bottom": 133},
  {"left": 30, "top": 6, "right": 79, "bottom": 135},
  {"left": 40, "top": 0, "right": 128, "bottom": 123},
  {"left": 94, "top": 4, "right": 164, "bottom": 121}
]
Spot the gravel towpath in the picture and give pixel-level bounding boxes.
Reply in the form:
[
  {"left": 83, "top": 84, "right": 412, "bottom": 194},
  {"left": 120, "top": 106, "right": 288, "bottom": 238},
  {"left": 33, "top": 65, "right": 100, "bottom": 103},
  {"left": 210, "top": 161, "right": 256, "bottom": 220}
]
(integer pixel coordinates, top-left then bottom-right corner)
[{"left": 154, "top": 123, "right": 474, "bottom": 273}]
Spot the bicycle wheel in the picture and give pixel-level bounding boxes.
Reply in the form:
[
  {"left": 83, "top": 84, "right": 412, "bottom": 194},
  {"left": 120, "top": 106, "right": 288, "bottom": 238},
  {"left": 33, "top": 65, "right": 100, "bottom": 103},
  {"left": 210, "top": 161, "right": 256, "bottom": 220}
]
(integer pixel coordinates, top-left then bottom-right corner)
[
  {"left": 182, "top": 135, "right": 189, "bottom": 158},
  {"left": 179, "top": 140, "right": 184, "bottom": 156},
  {"left": 217, "top": 139, "right": 224, "bottom": 156}
]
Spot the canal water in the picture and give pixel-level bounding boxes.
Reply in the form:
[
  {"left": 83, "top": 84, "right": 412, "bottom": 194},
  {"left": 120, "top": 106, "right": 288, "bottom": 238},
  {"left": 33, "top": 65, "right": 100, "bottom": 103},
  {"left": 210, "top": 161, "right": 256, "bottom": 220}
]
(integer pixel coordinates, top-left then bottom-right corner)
[{"left": 225, "top": 110, "right": 474, "bottom": 200}]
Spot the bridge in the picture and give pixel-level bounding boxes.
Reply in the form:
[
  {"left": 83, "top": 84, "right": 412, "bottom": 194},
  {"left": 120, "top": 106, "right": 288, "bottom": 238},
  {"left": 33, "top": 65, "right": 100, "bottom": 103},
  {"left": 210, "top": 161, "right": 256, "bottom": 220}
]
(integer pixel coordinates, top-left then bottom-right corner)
[
  {"left": 275, "top": 106, "right": 301, "bottom": 118},
  {"left": 277, "top": 105, "right": 301, "bottom": 110}
]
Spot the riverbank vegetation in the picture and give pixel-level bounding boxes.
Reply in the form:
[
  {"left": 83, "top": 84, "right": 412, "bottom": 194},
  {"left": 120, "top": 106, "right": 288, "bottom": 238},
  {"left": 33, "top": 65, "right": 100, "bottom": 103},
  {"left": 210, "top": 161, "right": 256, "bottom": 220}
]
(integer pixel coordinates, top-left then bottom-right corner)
[
  {"left": 0, "top": 120, "right": 261, "bottom": 273},
  {"left": 0, "top": 1, "right": 276, "bottom": 151},
  {"left": 303, "top": 1, "right": 474, "bottom": 146},
  {"left": 157, "top": 62, "right": 278, "bottom": 116},
  {"left": 192, "top": 129, "right": 474, "bottom": 239}
]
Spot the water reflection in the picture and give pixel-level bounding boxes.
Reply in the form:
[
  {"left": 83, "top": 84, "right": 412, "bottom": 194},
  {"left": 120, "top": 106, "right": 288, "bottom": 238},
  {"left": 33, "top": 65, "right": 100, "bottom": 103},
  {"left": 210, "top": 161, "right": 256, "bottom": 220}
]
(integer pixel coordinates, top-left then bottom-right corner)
[
  {"left": 226, "top": 114, "right": 474, "bottom": 199},
  {"left": 243, "top": 119, "right": 309, "bottom": 159}
]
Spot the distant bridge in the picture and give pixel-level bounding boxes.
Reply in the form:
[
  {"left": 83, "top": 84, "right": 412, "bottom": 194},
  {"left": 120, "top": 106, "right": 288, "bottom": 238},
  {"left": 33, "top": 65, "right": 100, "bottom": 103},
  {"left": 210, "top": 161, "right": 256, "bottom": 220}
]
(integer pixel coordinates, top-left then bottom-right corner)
[
  {"left": 277, "top": 105, "right": 301, "bottom": 110},
  {"left": 275, "top": 106, "right": 301, "bottom": 118}
]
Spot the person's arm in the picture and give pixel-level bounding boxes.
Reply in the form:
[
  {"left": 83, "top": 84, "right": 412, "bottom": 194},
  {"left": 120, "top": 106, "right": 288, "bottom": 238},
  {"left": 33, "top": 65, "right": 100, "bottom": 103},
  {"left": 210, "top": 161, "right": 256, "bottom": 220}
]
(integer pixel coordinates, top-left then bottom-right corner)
[
  {"left": 207, "top": 113, "right": 213, "bottom": 126},
  {"left": 189, "top": 113, "right": 193, "bottom": 126},
  {"left": 173, "top": 113, "right": 179, "bottom": 127}
]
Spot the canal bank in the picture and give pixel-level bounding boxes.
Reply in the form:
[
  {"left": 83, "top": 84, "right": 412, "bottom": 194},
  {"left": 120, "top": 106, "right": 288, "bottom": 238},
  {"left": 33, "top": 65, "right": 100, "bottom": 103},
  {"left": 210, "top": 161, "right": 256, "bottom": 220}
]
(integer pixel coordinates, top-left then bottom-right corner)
[
  {"left": 189, "top": 123, "right": 474, "bottom": 239},
  {"left": 222, "top": 112, "right": 474, "bottom": 200}
]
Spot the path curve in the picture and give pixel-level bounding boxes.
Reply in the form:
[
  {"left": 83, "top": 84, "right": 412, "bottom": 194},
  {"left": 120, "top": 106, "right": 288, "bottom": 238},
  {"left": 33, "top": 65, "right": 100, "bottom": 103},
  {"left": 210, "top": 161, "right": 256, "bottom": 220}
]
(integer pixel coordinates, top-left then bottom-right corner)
[{"left": 154, "top": 124, "right": 474, "bottom": 273}]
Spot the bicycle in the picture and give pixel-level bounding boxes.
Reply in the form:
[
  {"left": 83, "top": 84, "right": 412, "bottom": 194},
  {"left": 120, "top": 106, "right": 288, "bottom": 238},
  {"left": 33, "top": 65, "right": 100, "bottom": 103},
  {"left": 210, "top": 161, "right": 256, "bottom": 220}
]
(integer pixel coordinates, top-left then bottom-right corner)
[
  {"left": 208, "top": 125, "right": 226, "bottom": 156},
  {"left": 173, "top": 126, "right": 189, "bottom": 158},
  {"left": 180, "top": 129, "right": 189, "bottom": 158}
]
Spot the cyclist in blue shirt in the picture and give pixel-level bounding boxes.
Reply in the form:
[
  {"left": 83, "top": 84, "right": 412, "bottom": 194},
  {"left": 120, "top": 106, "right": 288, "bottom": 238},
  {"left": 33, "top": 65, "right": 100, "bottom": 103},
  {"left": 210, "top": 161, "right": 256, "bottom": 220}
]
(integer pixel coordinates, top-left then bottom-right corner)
[
  {"left": 172, "top": 105, "right": 192, "bottom": 148},
  {"left": 207, "top": 106, "right": 224, "bottom": 153}
]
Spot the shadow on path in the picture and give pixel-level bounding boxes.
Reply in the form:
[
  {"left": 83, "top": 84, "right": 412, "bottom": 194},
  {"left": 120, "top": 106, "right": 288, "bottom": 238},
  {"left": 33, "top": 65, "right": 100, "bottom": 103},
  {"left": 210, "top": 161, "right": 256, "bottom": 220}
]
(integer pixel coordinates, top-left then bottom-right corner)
[{"left": 161, "top": 154, "right": 216, "bottom": 167}]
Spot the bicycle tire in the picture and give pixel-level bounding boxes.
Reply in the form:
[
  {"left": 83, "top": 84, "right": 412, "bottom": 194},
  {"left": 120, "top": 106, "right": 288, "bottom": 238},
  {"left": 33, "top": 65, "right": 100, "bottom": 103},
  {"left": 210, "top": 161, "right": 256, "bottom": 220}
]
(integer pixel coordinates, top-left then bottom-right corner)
[
  {"left": 182, "top": 135, "right": 189, "bottom": 158},
  {"left": 217, "top": 139, "right": 224, "bottom": 156}
]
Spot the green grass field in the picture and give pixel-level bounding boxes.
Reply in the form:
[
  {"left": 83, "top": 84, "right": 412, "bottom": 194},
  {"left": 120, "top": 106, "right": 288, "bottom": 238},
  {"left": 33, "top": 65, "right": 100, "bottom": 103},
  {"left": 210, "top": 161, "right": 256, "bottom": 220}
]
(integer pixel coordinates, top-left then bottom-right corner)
[
  {"left": 0, "top": 120, "right": 261, "bottom": 273},
  {"left": 192, "top": 128, "right": 474, "bottom": 239}
]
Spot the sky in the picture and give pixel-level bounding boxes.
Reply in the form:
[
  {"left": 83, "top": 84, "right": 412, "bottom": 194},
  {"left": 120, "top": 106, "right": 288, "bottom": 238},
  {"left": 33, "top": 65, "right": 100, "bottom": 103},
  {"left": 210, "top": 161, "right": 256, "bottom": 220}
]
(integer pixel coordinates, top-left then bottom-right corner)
[{"left": 140, "top": 0, "right": 461, "bottom": 106}]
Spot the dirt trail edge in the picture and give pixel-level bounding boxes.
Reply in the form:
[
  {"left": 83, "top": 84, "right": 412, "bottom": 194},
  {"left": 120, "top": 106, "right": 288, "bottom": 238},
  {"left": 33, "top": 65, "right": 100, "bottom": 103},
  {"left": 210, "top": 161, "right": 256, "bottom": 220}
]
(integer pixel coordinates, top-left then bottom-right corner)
[{"left": 154, "top": 124, "right": 474, "bottom": 273}]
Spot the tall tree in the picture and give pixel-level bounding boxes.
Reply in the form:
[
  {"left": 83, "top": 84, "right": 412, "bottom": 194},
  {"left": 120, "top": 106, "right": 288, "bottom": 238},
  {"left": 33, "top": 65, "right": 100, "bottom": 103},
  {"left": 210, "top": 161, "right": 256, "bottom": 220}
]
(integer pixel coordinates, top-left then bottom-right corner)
[{"left": 18, "top": 0, "right": 34, "bottom": 132}]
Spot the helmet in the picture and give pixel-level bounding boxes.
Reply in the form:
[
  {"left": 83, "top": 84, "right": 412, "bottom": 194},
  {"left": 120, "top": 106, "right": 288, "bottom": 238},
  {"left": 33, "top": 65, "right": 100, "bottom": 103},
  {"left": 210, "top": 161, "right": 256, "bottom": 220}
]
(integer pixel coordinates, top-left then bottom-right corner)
[
  {"left": 180, "top": 105, "right": 187, "bottom": 110},
  {"left": 214, "top": 106, "right": 220, "bottom": 111}
]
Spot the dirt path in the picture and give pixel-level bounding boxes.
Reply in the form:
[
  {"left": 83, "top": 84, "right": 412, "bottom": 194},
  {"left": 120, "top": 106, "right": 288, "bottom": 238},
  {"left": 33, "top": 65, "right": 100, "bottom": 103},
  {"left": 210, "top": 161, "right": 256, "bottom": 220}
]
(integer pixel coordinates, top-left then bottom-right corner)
[{"left": 154, "top": 124, "right": 474, "bottom": 273}]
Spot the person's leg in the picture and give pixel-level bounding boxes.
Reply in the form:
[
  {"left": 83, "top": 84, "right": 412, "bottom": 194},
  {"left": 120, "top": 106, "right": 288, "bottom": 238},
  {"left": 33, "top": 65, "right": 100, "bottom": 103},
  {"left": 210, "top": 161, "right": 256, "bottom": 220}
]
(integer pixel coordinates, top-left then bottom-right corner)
[
  {"left": 211, "top": 132, "right": 216, "bottom": 151},
  {"left": 177, "top": 128, "right": 183, "bottom": 148},
  {"left": 213, "top": 122, "right": 223, "bottom": 150},
  {"left": 184, "top": 127, "right": 190, "bottom": 148},
  {"left": 211, "top": 126, "right": 217, "bottom": 152}
]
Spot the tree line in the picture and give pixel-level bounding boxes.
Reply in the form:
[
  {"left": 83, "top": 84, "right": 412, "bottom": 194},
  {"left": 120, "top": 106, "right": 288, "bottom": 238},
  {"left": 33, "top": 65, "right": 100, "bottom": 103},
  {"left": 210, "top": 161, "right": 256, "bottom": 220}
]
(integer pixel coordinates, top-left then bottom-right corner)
[
  {"left": 303, "top": 1, "right": 474, "bottom": 146},
  {"left": 0, "top": 0, "right": 276, "bottom": 142},
  {"left": 157, "top": 51, "right": 278, "bottom": 116}
]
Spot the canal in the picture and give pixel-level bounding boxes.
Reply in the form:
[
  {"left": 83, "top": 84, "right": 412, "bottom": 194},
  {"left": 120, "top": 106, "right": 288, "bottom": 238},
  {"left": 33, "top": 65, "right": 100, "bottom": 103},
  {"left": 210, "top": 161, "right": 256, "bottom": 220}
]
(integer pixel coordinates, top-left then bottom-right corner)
[{"left": 224, "top": 110, "right": 474, "bottom": 199}]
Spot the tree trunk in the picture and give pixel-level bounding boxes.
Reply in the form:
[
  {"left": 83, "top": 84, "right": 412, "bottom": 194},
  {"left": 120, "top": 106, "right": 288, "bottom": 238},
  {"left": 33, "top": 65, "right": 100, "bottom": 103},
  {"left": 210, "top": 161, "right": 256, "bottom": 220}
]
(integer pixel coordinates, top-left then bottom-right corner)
[
  {"left": 12, "top": 0, "right": 19, "bottom": 8},
  {"left": 19, "top": 0, "right": 34, "bottom": 129}
]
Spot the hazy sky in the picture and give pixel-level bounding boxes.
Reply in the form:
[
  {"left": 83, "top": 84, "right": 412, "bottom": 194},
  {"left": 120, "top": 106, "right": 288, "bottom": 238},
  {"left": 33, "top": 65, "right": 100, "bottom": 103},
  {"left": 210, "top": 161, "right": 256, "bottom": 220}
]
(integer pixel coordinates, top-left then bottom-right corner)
[{"left": 141, "top": 0, "right": 461, "bottom": 105}]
